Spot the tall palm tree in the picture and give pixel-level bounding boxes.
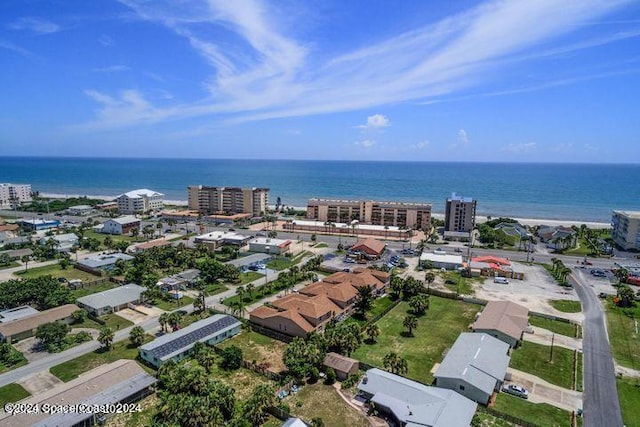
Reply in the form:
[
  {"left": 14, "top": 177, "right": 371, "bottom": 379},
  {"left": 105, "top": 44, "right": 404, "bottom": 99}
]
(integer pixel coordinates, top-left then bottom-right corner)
[
  {"left": 159, "top": 312, "right": 169, "bottom": 332},
  {"left": 365, "top": 324, "right": 380, "bottom": 343},
  {"left": 21, "top": 255, "right": 30, "bottom": 271},
  {"left": 168, "top": 311, "right": 182, "bottom": 331},
  {"left": 98, "top": 326, "right": 115, "bottom": 349},
  {"left": 403, "top": 315, "right": 418, "bottom": 336}
]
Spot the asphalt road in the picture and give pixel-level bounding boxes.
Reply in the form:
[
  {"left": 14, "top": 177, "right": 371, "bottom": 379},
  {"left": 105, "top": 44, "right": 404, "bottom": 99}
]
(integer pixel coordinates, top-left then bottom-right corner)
[{"left": 571, "top": 269, "right": 623, "bottom": 427}]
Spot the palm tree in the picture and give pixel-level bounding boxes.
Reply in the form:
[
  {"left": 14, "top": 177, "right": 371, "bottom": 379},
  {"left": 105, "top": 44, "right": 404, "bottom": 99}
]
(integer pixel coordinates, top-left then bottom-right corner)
[
  {"left": 156, "top": 222, "right": 163, "bottom": 237},
  {"left": 98, "top": 326, "right": 115, "bottom": 349},
  {"left": 129, "top": 325, "right": 145, "bottom": 347},
  {"left": 246, "top": 283, "right": 255, "bottom": 299},
  {"left": 424, "top": 272, "right": 435, "bottom": 288},
  {"left": 193, "top": 291, "right": 206, "bottom": 314},
  {"left": 409, "top": 294, "right": 429, "bottom": 316},
  {"left": 103, "top": 236, "right": 114, "bottom": 251},
  {"left": 159, "top": 312, "right": 169, "bottom": 333},
  {"left": 365, "top": 324, "right": 380, "bottom": 343},
  {"left": 383, "top": 352, "right": 408, "bottom": 375},
  {"left": 168, "top": 311, "right": 182, "bottom": 331},
  {"left": 21, "top": 254, "right": 30, "bottom": 271},
  {"left": 403, "top": 315, "right": 418, "bottom": 336}
]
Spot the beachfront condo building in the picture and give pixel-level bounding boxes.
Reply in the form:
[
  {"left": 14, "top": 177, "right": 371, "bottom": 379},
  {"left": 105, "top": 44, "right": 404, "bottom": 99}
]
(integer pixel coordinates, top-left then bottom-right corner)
[
  {"left": 116, "top": 189, "right": 164, "bottom": 214},
  {"left": 306, "top": 198, "right": 432, "bottom": 230},
  {"left": 0, "top": 183, "right": 32, "bottom": 208},
  {"left": 445, "top": 193, "right": 477, "bottom": 234},
  {"left": 612, "top": 210, "right": 640, "bottom": 250},
  {"left": 188, "top": 185, "right": 269, "bottom": 217}
]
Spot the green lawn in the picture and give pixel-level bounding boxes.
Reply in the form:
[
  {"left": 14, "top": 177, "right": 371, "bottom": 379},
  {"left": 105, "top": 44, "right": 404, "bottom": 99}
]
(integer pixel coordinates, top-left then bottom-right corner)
[
  {"left": 0, "top": 383, "right": 31, "bottom": 407},
  {"left": 84, "top": 229, "right": 138, "bottom": 243},
  {"left": 237, "top": 271, "right": 264, "bottom": 284},
  {"left": 313, "top": 243, "right": 328, "bottom": 248},
  {"left": 0, "top": 355, "right": 27, "bottom": 374},
  {"left": 351, "top": 297, "right": 480, "bottom": 384},
  {"left": 529, "top": 315, "right": 577, "bottom": 338},
  {"left": 267, "top": 252, "right": 310, "bottom": 271},
  {"left": 153, "top": 296, "right": 195, "bottom": 311},
  {"left": 50, "top": 336, "right": 153, "bottom": 382},
  {"left": 346, "top": 296, "right": 395, "bottom": 325},
  {"left": 442, "top": 271, "right": 476, "bottom": 295},
  {"left": 285, "top": 383, "right": 369, "bottom": 427},
  {"left": 0, "top": 261, "right": 20, "bottom": 270},
  {"left": 70, "top": 281, "right": 117, "bottom": 299},
  {"left": 510, "top": 341, "right": 577, "bottom": 390},
  {"left": 71, "top": 313, "right": 134, "bottom": 331},
  {"left": 605, "top": 301, "right": 640, "bottom": 370},
  {"left": 472, "top": 411, "right": 517, "bottom": 427},
  {"left": 549, "top": 300, "right": 582, "bottom": 313},
  {"left": 493, "top": 393, "right": 572, "bottom": 427},
  {"left": 617, "top": 377, "right": 640, "bottom": 427},
  {"left": 218, "top": 330, "right": 287, "bottom": 372},
  {"left": 205, "top": 283, "right": 229, "bottom": 295},
  {"left": 16, "top": 263, "right": 99, "bottom": 281}
]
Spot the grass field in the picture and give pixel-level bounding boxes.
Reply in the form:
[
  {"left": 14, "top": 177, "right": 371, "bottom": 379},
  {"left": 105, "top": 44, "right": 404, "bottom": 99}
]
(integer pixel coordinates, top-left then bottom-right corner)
[
  {"left": 285, "top": 383, "right": 369, "bottom": 427},
  {"left": 205, "top": 283, "right": 229, "bottom": 295},
  {"left": 493, "top": 393, "right": 572, "bottom": 427},
  {"left": 71, "top": 313, "right": 133, "bottom": 331},
  {"left": 84, "top": 230, "right": 137, "bottom": 243},
  {"left": 346, "top": 296, "right": 395, "bottom": 325},
  {"left": 549, "top": 300, "right": 582, "bottom": 313},
  {"left": 237, "top": 271, "right": 264, "bottom": 284},
  {"left": 605, "top": 301, "right": 640, "bottom": 370},
  {"left": 441, "top": 271, "right": 477, "bottom": 295},
  {"left": 153, "top": 296, "right": 195, "bottom": 311},
  {"left": 472, "top": 411, "right": 517, "bottom": 426},
  {"left": 351, "top": 297, "right": 480, "bottom": 384},
  {"left": 0, "top": 383, "right": 31, "bottom": 407},
  {"left": 0, "top": 261, "right": 20, "bottom": 270},
  {"left": 266, "top": 252, "right": 310, "bottom": 271},
  {"left": 16, "top": 263, "right": 99, "bottom": 281},
  {"left": 313, "top": 243, "right": 328, "bottom": 248},
  {"left": 617, "top": 377, "right": 640, "bottom": 427},
  {"left": 50, "top": 336, "right": 152, "bottom": 382},
  {"left": 218, "top": 330, "right": 287, "bottom": 372},
  {"left": 70, "top": 281, "right": 117, "bottom": 299},
  {"left": 529, "top": 316, "right": 577, "bottom": 337},
  {"left": 510, "top": 341, "right": 577, "bottom": 390}
]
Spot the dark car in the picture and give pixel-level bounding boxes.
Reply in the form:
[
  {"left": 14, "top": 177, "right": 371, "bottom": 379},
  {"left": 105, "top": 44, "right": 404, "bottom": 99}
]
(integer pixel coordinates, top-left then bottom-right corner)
[
  {"left": 445, "top": 279, "right": 456, "bottom": 285},
  {"left": 598, "top": 292, "right": 607, "bottom": 299}
]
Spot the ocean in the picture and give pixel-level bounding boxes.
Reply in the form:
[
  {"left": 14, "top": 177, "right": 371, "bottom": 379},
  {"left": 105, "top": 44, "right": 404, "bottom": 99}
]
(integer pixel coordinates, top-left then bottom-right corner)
[{"left": 1, "top": 157, "right": 638, "bottom": 222}]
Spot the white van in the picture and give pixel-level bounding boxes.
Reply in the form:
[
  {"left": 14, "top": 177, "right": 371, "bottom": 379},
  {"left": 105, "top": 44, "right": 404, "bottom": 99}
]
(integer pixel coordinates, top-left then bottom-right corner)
[{"left": 494, "top": 277, "right": 509, "bottom": 284}]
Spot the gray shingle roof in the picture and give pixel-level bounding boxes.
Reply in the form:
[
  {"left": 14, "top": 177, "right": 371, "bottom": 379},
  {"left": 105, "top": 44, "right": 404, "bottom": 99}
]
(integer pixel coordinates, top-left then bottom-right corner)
[
  {"left": 358, "top": 368, "right": 477, "bottom": 427},
  {"left": 78, "top": 253, "right": 134, "bottom": 269},
  {"left": 434, "top": 333, "right": 510, "bottom": 395},
  {"left": 76, "top": 284, "right": 144, "bottom": 310}
]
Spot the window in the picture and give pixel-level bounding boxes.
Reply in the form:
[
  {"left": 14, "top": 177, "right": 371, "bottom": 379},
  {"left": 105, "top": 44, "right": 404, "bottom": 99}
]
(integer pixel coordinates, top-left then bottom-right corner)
[{"left": 459, "top": 385, "right": 465, "bottom": 391}]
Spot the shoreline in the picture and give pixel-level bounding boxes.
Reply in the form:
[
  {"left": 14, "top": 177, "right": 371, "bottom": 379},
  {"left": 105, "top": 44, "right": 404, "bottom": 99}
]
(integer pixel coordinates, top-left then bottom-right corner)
[{"left": 38, "top": 193, "right": 610, "bottom": 228}]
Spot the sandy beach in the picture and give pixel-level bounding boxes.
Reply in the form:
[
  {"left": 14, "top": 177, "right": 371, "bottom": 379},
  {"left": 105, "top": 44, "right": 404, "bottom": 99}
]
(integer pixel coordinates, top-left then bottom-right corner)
[{"left": 40, "top": 192, "right": 188, "bottom": 207}]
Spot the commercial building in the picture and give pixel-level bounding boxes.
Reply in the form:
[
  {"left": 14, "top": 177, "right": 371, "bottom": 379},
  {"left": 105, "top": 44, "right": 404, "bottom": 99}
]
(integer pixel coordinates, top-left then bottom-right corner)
[
  {"left": 472, "top": 301, "right": 529, "bottom": 348},
  {"left": 39, "top": 233, "right": 78, "bottom": 252},
  {"left": 469, "top": 256, "right": 525, "bottom": 280},
  {"left": 420, "top": 252, "right": 464, "bottom": 270},
  {"left": 0, "top": 360, "right": 156, "bottom": 427},
  {"left": 612, "top": 210, "right": 640, "bottom": 250},
  {"left": 194, "top": 231, "right": 252, "bottom": 250},
  {"left": 77, "top": 253, "right": 134, "bottom": 274},
  {"left": 444, "top": 193, "right": 477, "bottom": 235},
  {"left": 116, "top": 188, "right": 164, "bottom": 214},
  {"left": 306, "top": 198, "right": 432, "bottom": 230},
  {"left": 76, "top": 283, "right": 145, "bottom": 316},
  {"left": 323, "top": 352, "right": 359, "bottom": 380},
  {"left": 349, "top": 238, "right": 386, "bottom": 259},
  {"left": 188, "top": 185, "right": 269, "bottom": 216},
  {"left": 282, "top": 219, "right": 412, "bottom": 239},
  {"left": 67, "top": 204, "right": 94, "bottom": 216},
  {"left": 140, "top": 314, "right": 241, "bottom": 368},
  {"left": 249, "top": 237, "right": 292, "bottom": 255},
  {"left": 19, "top": 218, "right": 61, "bottom": 231},
  {"left": 0, "top": 183, "right": 32, "bottom": 208},
  {"left": 0, "top": 304, "right": 79, "bottom": 343},
  {"left": 434, "top": 333, "right": 510, "bottom": 405},
  {"left": 100, "top": 215, "right": 141, "bottom": 235},
  {"left": 357, "top": 368, "right": 477, "bottom": 427}
]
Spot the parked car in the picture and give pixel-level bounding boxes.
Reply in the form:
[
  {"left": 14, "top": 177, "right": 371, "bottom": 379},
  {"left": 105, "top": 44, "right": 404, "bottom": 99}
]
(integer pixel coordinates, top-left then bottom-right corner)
[
  {"left": 503, "top": 384, "right": 529, "bottom": 399},
  {"left": 494, "top": 277, "right": 509, "bottom": 284},
  {"left": 248, "top": 265, "right": 260, "bottom": 271},
  {"left": 344, "top": 258, "right": 356, "bottom": 264},
  {"left": 598, "top": 292, "right": 608, "bottom": 299},
  {"left": 445, "top": 279, "right": 456, "bottom": 285}
]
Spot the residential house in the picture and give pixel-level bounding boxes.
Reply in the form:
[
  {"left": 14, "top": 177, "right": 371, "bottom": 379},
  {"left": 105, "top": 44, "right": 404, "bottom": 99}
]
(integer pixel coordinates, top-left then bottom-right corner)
[
  {"left": 357, "top": 368, "right": 477, "bottom": 427},
  {"left": 472, "top": 301, "right": 529, "bottom": 348},
  {"left": 0, "top": 248, "right": 32, "bottom": 260},
  {"left": 76, "top": 284, "right": 145, "bottom": 316},
  {"left": 116, "top": 189, "right": 164, "bottom": 214},
  {"left": 537, "top": 225, "right": 577, "bottom": 251},
  {"left": 77, "top": 253, "right": 134, "bottom": 275},
  {"left": 322, "top": 267, "right": 390, "bottom": 295},
  {"left": 323, "top": 352, "right": 359, "bottom": 380},
  {"left": 349, "top": 238, "right": 386, "bottom": 260},
  {"left": 139, "top": 314, "right": 241, "bottom": 368},
  {"left": 0, "top": 360, "right": 156, "bottom": 427},
  {"left": 282, "top": 418, "right": 307, "bottom": 427},
  {"left": 0, "top": 306, "right": 39, "bottom": 323},
  {"left": 434, "top": 333, "right": 510, "bottom": 405},
  {"left": 0, "top": 304, "right": 79, "bottom": 343},
  {"left": 39, "top": 233, "right": 78, "bottom": 252},
  {"left": 420, "top": 252, "right": 464, "bottom": 270},
  {"left": 129, "top": 239, "right": 172, "bottom": 253},
  {"left": 100, "top": 216, "right": 140, "bottom": 235},
  {"left": 249, "top": 237, "right": 292, "bottom": 255},
  {"left": 156, "top": 269, "right": 201, "bottom": 292}
]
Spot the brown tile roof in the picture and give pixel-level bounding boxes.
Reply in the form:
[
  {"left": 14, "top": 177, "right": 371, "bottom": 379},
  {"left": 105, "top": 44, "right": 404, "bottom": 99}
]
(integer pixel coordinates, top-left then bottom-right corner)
[
  {"left": 354, "top": 267, "right": 390, "bottom": 282},
  {"left": 273, "top": 294, "right": 341, "bottom": 319},
  {"left": 351, "top": 238, "right": 386, "bottom": 255},
  {"left": 323, "top": 352, "right": 359, "bottom": 374},
  {"left": 0, "top": 304, "right": 80, "bottom": 338},
  {"left": 0, "top": 224, "right": 19, "bottom": 232},
  {"left": 473, "top": 301, "right": 529, "bottom": 341},
  {"left": 323, "top": 269, "right": 387, "bottom": 291},
  {"left": 133, "top": 239, "right": 172, "bottom": 250},
  {"left": 300, "top": 281, "right": 358, "bottom": 305},
  {"left": 249, "top": 305, "right": 315, "bottom": 333}
]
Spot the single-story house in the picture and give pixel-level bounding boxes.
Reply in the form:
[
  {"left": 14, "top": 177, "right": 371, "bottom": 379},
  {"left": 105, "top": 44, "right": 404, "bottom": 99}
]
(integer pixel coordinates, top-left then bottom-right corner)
[
  {"left": 537, "top": 225, "right": 577, "bottom": 250},
  {"left": 434, "top": 333, "right": 510, "bottom": 405},
  {"left": 100, "top": 216, "right": 140, "bottom": 235},
  {"left": 249, "top": 237, "right": 292, "bottom": 255},
  {"left": 156, "top": 269, "right": 201, "bottom": 292},
  {"left": 19, "top": 219, "right": 61, "bottom": 231},
  {"left": 76, "top": 284, "right": 145, "bottom": 316},
  {"left": 0, "top": 306, "right": 39, "bottom": 323},
  {"left": 357, "top": 368, "right": 477, "bottom": 427},
  {"left": 472, "top": 301, "right": 529, "bottom": 348},
  {"left": 129, "top": 239, "right": 172, "bottom": 253},
  {"left": 0, "top": 248, "right": 33, "bottom": 260},
  {"left": 469, "top": 256, "right": 525, "bottom": 280},
  {"left": 67, "top": 205, "right": 94, "bottom": 216},
  {"left": 349, "top": 238, "right": 386, "bottom": 259},
  {"left": 139, "top": 314, "right": 241, "bottom": 368},
  {"left": 77, "top": 253, "right": 134, "bottom": 274},
  {"left": 323, "top": 352, "right": 359, "bottom": 380},
  {"left": 420, "top": 252, "right": 464, "bottom": 270},
  {"left": 0, "top": 304, "right": 79, "bottom": 343},
  {"left": 0, "top": 360, "right": 156, "bottom": 427},
  {"left": 39, "top": 233, "right": 78, "bottom": 252},
  {"left": 194, "top": 231, "right": 252, "bottom": 250}
]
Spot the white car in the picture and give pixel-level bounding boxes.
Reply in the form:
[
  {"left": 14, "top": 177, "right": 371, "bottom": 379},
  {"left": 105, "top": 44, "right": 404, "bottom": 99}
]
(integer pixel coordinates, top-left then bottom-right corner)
[{"left": 503, "top": 384, "right": 529, "bottom": 399}]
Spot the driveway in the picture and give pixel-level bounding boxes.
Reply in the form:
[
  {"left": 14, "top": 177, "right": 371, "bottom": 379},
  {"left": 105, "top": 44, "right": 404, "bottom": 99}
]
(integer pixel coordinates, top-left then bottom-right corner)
[
  {"left": 17, "top": 371, "right": 62, "bottom": 394},
  {"left": 506, "top": 367, "right": 582, "bottom": 412},
  {"left": 524, "top": 326, "right": 582, "bottom": 351}
]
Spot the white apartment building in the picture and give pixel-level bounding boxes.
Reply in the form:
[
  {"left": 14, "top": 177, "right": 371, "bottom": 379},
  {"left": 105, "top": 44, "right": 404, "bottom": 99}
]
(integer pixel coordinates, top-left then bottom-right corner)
[
  {"left": 116, "top": 189, "right": 164, "bottom": 214},
  {"left": 612, "top": 210, "right": 640, "bottom": 250},
  {"left": 188, "top": 185, "right": 269, "bottom": 216},
  {"left": 0, "top": 183, "right": 32, "bottom": 208}
]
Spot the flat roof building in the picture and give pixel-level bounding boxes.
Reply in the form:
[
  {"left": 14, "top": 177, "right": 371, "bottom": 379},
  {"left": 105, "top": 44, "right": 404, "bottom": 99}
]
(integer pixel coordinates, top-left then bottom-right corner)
[
  {"left": 188, "top": 185, "right": 269, "bottom": 217},
  {"left": 445, "top": 193, "right": 477, "bottom": 235},
  {"left": 19, "top": 218, "right": 60, "bottom": 231},
  {"left": 76, "top": 284, "right": 145, "bottom": 316},
  {"left": 0, "top": 304, "right": 79, "bottom": 343},
  {"left": 140, "top": 314, "right": 241, "bottom": 368},
  {"left": 194, "top": 231, "right": 252, "bottom": 250},
  {"left": 249, "top": 237, "right": 292, "bottom": 254},
  {"left": 67, "top": 204, "right": 94, "bottom": 216},
  {"left": 420, "top": 252, "right": 464, "bottom": 270},
  {"left": 307, "top": 198, "right": 432, "bottom": 230},
  {"left": 39, "top": 233, "right": 78, "bottom": 252},
  {"left": 116, "top": 189, "right": 164, "bottom": 214},
  {"left": 612, "top": 210, "right": 640, "bottom": 251},
  {"left": 0, "top": 183, "right": 32, "bottom": 208}
]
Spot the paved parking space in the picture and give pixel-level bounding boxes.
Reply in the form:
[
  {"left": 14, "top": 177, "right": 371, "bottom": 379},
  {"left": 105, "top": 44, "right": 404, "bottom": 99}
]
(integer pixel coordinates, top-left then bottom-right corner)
[
  {"left": 114, "top": 308, "right": 148, "bottom": 324},
  {"left": 506, "top": 367, "right": 582, "bottom": 412},
  {"left": 17, "top": 371, "right": 62, "bottom": 394},
  {"left": 135, "top": 305, "right": 164, "bottom": 317},
  {"left": 572, "top": 266, "right": 618, "bottom": 296},
  {"left": 227, "top": 254, "right": 271, "bottom": 268}
]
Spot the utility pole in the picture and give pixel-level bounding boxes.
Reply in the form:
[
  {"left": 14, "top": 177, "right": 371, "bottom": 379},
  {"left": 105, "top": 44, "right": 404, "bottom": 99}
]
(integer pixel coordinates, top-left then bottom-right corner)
[{"left": 549, "top": 333, "right": 555, "bottom": 362}]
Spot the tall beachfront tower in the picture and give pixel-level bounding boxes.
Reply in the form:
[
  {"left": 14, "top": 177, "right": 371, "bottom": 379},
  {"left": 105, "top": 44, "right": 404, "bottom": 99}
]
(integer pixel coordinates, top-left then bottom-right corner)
[
  {"left": 611, "top": 210, "right": 640, "bottom": 250},
  {"left": 188, "top": 186, "right": 269, "bottom": 217},
  {"left": 445, "top": 193, "right": 477, "bottom": 233}
]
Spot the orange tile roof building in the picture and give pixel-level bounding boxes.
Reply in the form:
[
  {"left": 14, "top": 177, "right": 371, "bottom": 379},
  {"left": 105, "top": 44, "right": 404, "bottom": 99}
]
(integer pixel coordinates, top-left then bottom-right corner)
[{"left": 349, "top": 238, "right": 386, "bottom": 259}]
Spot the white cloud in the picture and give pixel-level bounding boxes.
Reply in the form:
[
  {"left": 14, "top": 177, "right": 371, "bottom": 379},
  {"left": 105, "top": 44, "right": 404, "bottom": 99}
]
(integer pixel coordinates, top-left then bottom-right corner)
[
  {"left": 8, "top": 17, "right": 60, "bottom": 34},
  {"left": 78, "top": 0, "right": 635, "bottom": 129},
  {"left": 98, "top": 35, "right": 114, "bottom": 47},
  {"left": 552, "top": 143, "right": 574, "bottom": 152},
  {"left": 409, "top": 140, "right": 430, "bottom": 150},
  {"left": 457, "top": 129, "right": 470, "bottom": 145},
  {"left": 502, "top": 142, "right": 536, "bottom": 153},
  {"left": 0, "top": 40, "right": 38, "bottom": 59},
  {"left": 358, "top": 114, "right": 390, "bottom": 129},
  {"left": 355, "top": 140, "right": 376, "bottom": 148}
]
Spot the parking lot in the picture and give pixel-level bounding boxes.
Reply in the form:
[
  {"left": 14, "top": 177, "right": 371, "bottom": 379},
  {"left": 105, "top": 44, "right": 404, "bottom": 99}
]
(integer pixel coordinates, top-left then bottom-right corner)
[
  {"left": 321, "top": 247, "right": 418, "bottom": 272},
  {"left": 573, "top": 266, "right": 618, "bottom": 297}
]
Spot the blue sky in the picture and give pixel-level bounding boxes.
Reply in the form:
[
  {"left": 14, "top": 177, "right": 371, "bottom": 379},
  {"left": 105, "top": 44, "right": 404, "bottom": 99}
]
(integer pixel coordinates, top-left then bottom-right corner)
[{"left": 1, "top": 0, "right": 640, "bottom": 162}]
